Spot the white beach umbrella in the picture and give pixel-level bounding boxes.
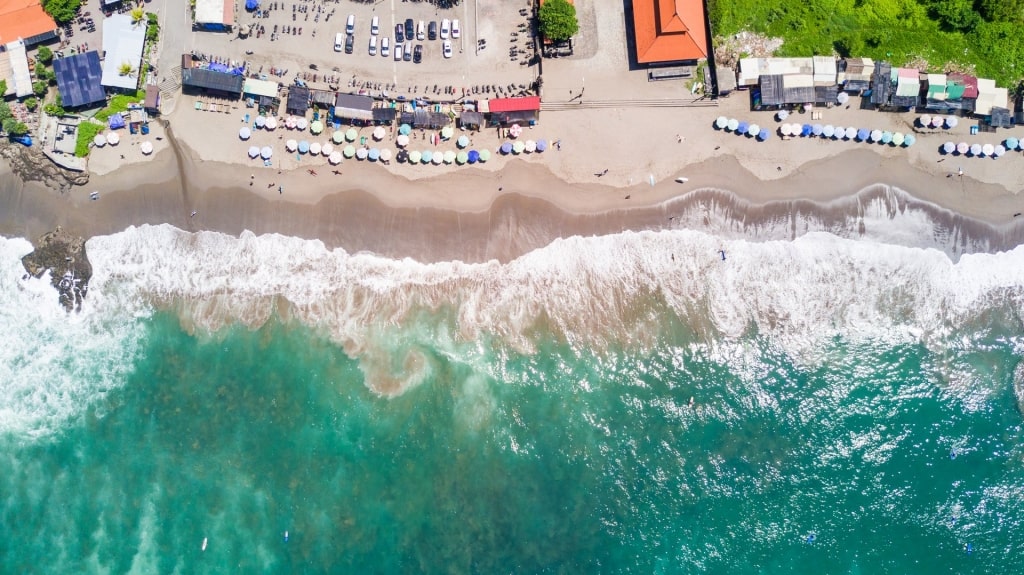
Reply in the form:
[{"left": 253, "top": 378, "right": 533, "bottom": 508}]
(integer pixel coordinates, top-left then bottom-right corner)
[
  {"left": 239, "top": 126, "right": 251, "bottom": 140},
  {"left": 892, "top": 132, "right": 905, "bottom": 146},
  {"left": 248, "top": 145, "right": 260, "bottom": 158},
  {"left": 93, "top": 134, "right": 106, "bottom": 147},
  {"left": 380, "top": 148, "right": 392, "bottom": 162},
  {"left": 727, "top": 118, "right": 739, "bottom": 131},
  {"left": 780, "top": 124, "right": 792, "bottom": 136},
  {"left": 356, "top": 147, "right": 368, "bottom": 160},
  {"left": 322, "top": 143, "right": 334, "bottom": 156},
  {"left": 931, "top": 116, "right": 944, "bottom": 128},
  {"left": 920, "top": 115, "right": 932, "bottom": 128},
  {"left": 328, "top": 151, "right": 343, "bottom": 165},
  {"left": 265, "top": 116, "right": 277, "bottom": 131},
  {"left": 286, "top": 139, "right": 298, "bottom": 152},
  {"left": 396, "top": 134, "right": 410, "bottom": 147},
  {"left": 748, "top": 123, "right": 761, "bottom": 137},
  {"left": 837, "top": 92, "right": 849, "bottom": 105},
  {"left": 432, "top": 152, "right": 444, "bottom": 164},
  {"left": 260, "top": 146, "right": 273, "bottom": 159},
  {"left": 296, "top": 118, "right": 308, "bottom": 131},
  {"left": 943, "top": 141, "right": 955, "bottom": 154},
  {"left": 255, "top": 116, "right": 266, "bottom": 128},
  {"left": 822, "top": 125, "right": 835, "bottom": 138},
  {"left": 982, "top": 143, "right": 994, "bottom": 156},
  {"left": 777, "top": 110, "right": 789, "bottom": 121},
  {"left": 715, "top": 116, "right": 728, "bottom": 129},
  {"left": 994, "top": 145, "right": 1006, "bottom": 157},
  {"left": 373, "top": 126, "right": 386, "bottom": 140},
  {"left": 524, "top": 140, "right": 536, "bottom": 153},
  {"left": 870, "top": 129, "right": 883, "bottom": 142},
  {"left": 140, "top": 141, "right": 154, "bottom": 155},
  {"left": 106, "top": 131, "right": 120, "bottom": 146},
  {"left": 945, "top": 116, "right": 957, "bottom": 129},
  {"left": 970, "top": 143, "right": 982, "bottom": 156},
  {"left": 310, "top": 142, "right": 322, "bottom": 156},
  {"left": 443, "top": 150, "right": 456, "bottom": 163},
  {"left": 957, "top": 142, "right": 969, "bottom": 154}
]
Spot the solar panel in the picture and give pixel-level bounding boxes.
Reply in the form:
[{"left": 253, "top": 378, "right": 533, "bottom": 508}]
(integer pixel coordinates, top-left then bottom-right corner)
[{"left": 52, "top": 52, "right": 106, "bottom": 108}]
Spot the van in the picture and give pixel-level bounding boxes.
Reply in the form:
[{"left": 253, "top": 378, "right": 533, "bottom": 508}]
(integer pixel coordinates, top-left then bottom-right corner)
[
  {"left": 346, "top": 14, "right": 355, "bottom": 35},
  {"left": 334, "top": 32, "right": 344, "bottom": 52},
  {"left": 368, "top": 35, "right": 377, "bottom": 55},
  {"left": 370, "top": 16, "right": 379, "bottom": 36},
  {"left": 417, "top": 20, "right": 425, "bottom": 41}
]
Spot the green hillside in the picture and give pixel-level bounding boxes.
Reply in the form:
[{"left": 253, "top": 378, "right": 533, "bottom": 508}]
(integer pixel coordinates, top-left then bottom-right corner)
[{"left": 709, "top": 0, "right": 1024, "bottom": 87}]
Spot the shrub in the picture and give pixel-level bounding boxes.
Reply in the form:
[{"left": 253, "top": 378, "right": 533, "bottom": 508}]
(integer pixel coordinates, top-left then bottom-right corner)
[
  {"left": 41, "top": 0, "right": 81, "bottom": 24},
  {"left": 75, "top": 121, "right": 104, "bottom": 157},
  {"left": 32, "top": 81, "right": 48, "bottom": 97},
  {"left": 25, "top": 97, "right": 38, "bottom": 111},
  {"left": 3, "top": 119, "right": 29, "bottom": 136},
  {"left": 36, "top": 46, "right": 54, "bottom": 65}
]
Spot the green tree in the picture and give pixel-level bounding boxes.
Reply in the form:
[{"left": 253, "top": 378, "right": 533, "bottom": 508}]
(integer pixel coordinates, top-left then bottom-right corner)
[
  {"left": 32, "top": 80, "right": 48, "bottom": 97},
  {"left": 25, "top": 97, "right": 38, "bottom": 112},
  {"left": 925, "top": 0, "right": 981, "bottom": 32},
  {"left": 977, "top": 0, "right": 1023, "bottom": 23},
  {"left": 41, "top": 0, "right": 81, "bottom": 24},
  {"left": 36, "top": 45, "right": 54, "bottom": 65},
  {"left": 130, "top": 7, "right": 145, "bottom": 25},
  {"left": 118, "top": 62, "right": 136, "bottom": 77},
  {"left": 538, "top": 0, "right": 579, "bottom": 42},
  {"left": 3, "top": 119, "right": 29, "bottom": 136},
  {"left": 0, "top": 101, "right": 12, "bottom": 123},
  {"left": 0, "top": 79, "right": 7, "bottom": 97}
]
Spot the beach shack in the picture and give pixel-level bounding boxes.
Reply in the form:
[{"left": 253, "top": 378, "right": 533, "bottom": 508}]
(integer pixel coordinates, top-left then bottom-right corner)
[
  {"left": 1, "top": 39, "right": 34, "bottom": 98},
  {"left": 286, "top": 85, "right": 309, "bottom": 116},
  {"left": 371, "top": 107, "right": 397, "bottom": 126},
  {"left": 144, "top": 85, "right": 161, "bottom": 114},
  {"left": 242, "top": 77, "right": 280, "bottom": 115},
  {"left": 973, "top": 78, "right": 1008, "bottom": 118},
  {"left": 482, "top": 96, "right": 541, "bottom": 126},
  {"left": 181, "top": 66, "right": 244, "bottom": 98},
  {"left": 52, "top": 51, "right": 106, "bottom": 109},
  {"left": 868, "top": 62, "right": 919, "bottom": 111},
  {"left": 194, "top": 0, "right": 234, "bottom": 32},
  {"left": 101, "top": 14, "right": 146, "bottom": 93},
  {"left": 333, "top": 93, "right": 374, "bottom": 126},
  {"left": 459, "top": 110, "right": 484, "bottom": 130},
  {"left": 838, "top": 58, "right": 874, "bottom": 94}
]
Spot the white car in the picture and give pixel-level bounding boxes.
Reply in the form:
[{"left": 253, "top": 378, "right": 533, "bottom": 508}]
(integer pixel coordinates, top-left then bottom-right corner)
[
  {"left": 394, "top": 43, "right": 403, "bottom": 60},
  {"left": 442, "top": 39, "right": 452, "bottom": 59},
  {"left": 440, "top": 18, "right": 450, "bottom": 39},
  {"left": 370, "top": 15, "right": 379, "bottom": 36},
  {"left": 368, "top": 35, "right": 377, "bottom": 56},
  {"left": 451, "top": 19, "right": 460, "bottom": 39},
  {"left": 381, "top": 36, "right": 390, "bottom": 57}
]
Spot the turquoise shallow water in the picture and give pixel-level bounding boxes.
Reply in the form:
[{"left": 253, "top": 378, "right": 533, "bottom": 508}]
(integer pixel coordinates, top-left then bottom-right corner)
[{"left": 2, "top": 308, "right": 1022, "bottom": 574}]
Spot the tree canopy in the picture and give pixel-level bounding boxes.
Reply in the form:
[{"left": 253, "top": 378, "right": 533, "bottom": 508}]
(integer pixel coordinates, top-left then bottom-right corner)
[
  {"left": 41, "top": 0, "right": 81, "bottom": 24},
  {"left": 538, "top": 0, "right": 579, "bottom": 42}
]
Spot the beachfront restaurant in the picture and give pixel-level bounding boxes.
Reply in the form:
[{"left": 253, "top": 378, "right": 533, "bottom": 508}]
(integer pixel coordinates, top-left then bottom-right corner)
[
  {"left": 286, "top": 85, "right": 309, "bottom": 115},
  {"left": 371, "top": 107, "right": 397, "bottom": 126},
  {"left": 242, "top": 77, "right": 280, "bottom": 115},
  {"left": 181, "top": 66, "right": 244, "bottom": 98},
  {"left": 459, "top": 111, "right": 484, "bottom": 130},
  {"left": 481, "top": 96, "right": 541, "bottom": 127},
  {"left": 333, "top": 93, "right": 374, "bottom": 126},
  {"left": 52, "top": 51, "right": 106, "bottom": 109},
  {"left": 100, "top": 14, "right": 146, "bottom": 93}
]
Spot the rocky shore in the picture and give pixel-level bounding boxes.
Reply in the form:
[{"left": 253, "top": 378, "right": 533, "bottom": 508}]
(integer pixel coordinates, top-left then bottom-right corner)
[
  {"left": 0, "top": 139, "right": 89, "bottom": 194},
  {"left": 21, "top": 227, "right": 91, "bottom": 312}
]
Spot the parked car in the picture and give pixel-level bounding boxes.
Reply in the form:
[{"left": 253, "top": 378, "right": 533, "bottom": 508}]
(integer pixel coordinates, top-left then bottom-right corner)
[
  {"left": 451, "top": 19, "right": 460, "bottom": 39},
  {"left": 334, "top": 32, "right": 344, "bottom": 52},
  {"left": 417, "top": 20, "right": 425, "bottom": 41},
  {"left": 442, "top": 39, "right": 452, "bottom": 59},
  {"left": 413, "top": 44, "right": 423, "bottom": 63},
  {"left": 395, "top": 23, "right": 404, "bottom": 43},
  {"left": 345, "top": 33, "right": 354, "bottom": 54},
  {"left": 368, "top": 35, "right": 377, "bottom": 56},
  {"left": 370, "top": 15, "right": 379, "bottom": 36},
  {"left": 428, "top": 21, "right": 437, "bottom": 41},
  {"left": 440, "top": 18, "right": 450, "bottom": 39},
  {"left": 346, "top": 14, "right": 355, "bottom": 35},
  {"left": 405, "top": 19, "right": 415, "bottom": 41},
  {"left": 403, "top": 42, "right": 413, "bottom": 61},
  {"left": 381, "top": 36, "right": 390, "bottom": 57},
  {"left": 394, "top": 43, "right": 404, "bottom": 60}
]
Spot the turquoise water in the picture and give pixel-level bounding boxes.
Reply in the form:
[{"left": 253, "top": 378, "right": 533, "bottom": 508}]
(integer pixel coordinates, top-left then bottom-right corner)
[{"left": 3, "top": 307, "right": 1022, "bottom": 574}]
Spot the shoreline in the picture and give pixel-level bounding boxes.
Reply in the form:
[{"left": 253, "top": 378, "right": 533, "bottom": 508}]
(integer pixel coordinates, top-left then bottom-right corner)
[{"left": 2, "top": 139, "right": 1024, "bottom": 263}]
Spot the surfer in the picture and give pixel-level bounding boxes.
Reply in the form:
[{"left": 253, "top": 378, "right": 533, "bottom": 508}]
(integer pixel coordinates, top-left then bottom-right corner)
[
  {"left": 190, "top": 210, "right": 197, "bottom": 218},
  {"left": 719, "top": 250, "right": 726, "bottom": 261},
  {"left": 202, "top": 537, "right": 208, "bottom": 551}
]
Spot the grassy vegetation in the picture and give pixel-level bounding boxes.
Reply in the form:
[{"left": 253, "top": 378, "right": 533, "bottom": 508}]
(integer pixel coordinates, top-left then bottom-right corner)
[
  {"left": 709, "top": 0, "right": 1024, "bottom": 87},
  {"left": 75, "top": 121, "right": 104, "bottom": 157},
  {"left": 94, "top": 93, "right": 145, "bottom": 122}
]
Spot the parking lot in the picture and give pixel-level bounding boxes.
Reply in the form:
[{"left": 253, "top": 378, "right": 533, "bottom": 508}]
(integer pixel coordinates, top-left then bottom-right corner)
[{"left": 188, "top": 0, "right": 538, "bottom": 100}]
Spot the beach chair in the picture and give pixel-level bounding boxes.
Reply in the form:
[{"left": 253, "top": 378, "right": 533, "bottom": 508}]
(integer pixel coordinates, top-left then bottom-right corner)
[{"left": 195, "top": 101, "right": 203, "bottom": 110}]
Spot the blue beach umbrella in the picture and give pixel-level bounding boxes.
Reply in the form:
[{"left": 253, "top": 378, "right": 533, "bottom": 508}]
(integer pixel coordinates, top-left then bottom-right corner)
[
  {"left": 881, "top": 131, "right": 893, "bottom": 144},
  {"left": 535, "top": 139, "right": 547, "bottom": 152},
  {"left": 368, "top": 148, "right": 380, "bottom": 161},
  {"left": 757, "top": 128, "right": 770, "bottom": 141},
  {"left": 801, "top": 124, "right": 813, "bottom": 137},
  {"left": 1005, "top": 137, "right": 1019, "bottom": 150},
  {"left": 737, "top": 121, "right": 749, "bottom": 135},
  {"left": 399, "top": 124, "right": 412, "bottom": 135},
  {"left": 812, "top": 124, "right": 823, "bottom": 136},
  {"left": 421, "top": 150, "right": 433, "bottom": 164},
  {"left": 467, "top": 150, "right": 480, "bottom": 163},
  {"left": 903, "top": 134, "right": 916, "bottom": 147},
  {"left": 298, "top": 140, "right": 310, "bottom": 153},
  {"left": 500, "top": 142, "right": 513, "bottom": 154},
  {"left": 856, "top": 128, "right": 870, "bottom": 141},
  {"left": 822, "top": 125, "right": 835, "bottom": 138}
]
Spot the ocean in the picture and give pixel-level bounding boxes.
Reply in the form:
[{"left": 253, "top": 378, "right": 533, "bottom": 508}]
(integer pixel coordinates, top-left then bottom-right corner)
[{"left": 1, "top": 205, "right": 1023, "bottom": 573}]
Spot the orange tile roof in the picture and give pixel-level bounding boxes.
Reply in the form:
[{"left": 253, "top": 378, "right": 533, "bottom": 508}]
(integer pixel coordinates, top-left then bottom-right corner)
[
  {"left": 0, "top": 0, "right": 58, "bottom": 45},
  {"left": 632, "top": 0, "right": 707, "bottom": 64}
]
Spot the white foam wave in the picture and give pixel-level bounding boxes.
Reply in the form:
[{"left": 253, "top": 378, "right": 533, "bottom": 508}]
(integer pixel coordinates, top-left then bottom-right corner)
[
  {"left": 81, "top": 224, "right": 1024, "bottom": 396},
  {"left": 0, "top": 237, "right": 148, "bottom": 439}
]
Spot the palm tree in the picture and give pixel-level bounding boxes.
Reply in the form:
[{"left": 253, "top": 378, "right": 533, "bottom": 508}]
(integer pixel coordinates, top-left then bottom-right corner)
[
  {"left": 118, "top": 62, "right": 136, "bottom": 77},
  {"left": 130, "top": 7, "right": 145, "bottom": 25}
]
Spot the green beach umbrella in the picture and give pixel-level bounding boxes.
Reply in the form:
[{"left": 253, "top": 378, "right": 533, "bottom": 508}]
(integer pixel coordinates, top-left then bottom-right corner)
[
  {"left": 478, "top": 149, "right": 491, "bottom": 162},
  {"left": 343, "top": 144, "right": 356, "bottom": 158},
  {"left": 443, "top": 150, "right": 456, "bottom": 164},
  {"left": 409, "top": 150, "right": 422, "bottom": 164},
  {"left": 332, "top": 130, "right": 344, "bottom": 144},
  {"left": 345, "top": 128, "right": 358, "bottom": 142},
  {"left": 441, "top": 126, "right": 454, "bottom": 140},
  {"left": 310, "top": 120, "right": 324, "bottom": 135},
  {"left": 456, "top": 151, "right": 468, "bottom": 164},
  {"left": 892, "top": 132, "right": 905, "bottom": 146},
  {"left": 513, "top": 141, "right": 526, "bottom": 154},
  {"left": 399, "top": 123, "right": 412, "bottom": 135}
]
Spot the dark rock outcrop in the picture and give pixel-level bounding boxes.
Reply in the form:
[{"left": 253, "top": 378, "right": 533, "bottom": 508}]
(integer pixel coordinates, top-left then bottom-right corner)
[
  {"left": 21, "top": 227, "right": 91, "bottom": 312},
  {"left": 0, "top": 139, "right": 89, "bottom": 193}
]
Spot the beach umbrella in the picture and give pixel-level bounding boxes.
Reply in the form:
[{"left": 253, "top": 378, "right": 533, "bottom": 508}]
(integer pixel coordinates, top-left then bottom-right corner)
[
  {"left": 456, "top": 151, "right": 469, "bottom": 164},
  {"left": 310, "top": 142, "right": 322, "bottom": 156},
  {"left": 298, "top": 140, "right": 310, "bottom": 154},
  {"left": 248, "top": 145, "right": 260, "bottom": 158},
  {"left": 970, "top": 143, "right": 982, "bottom": 156},
  {"left": 475, "top": 149, "right": 489, "bottom": 163},
  {"left": 822, "top": 125, "right": 835, "bottom": 138},
  {"left": 870, "top": 129, "right": 883, "bottom": 142},
  {"left": 255, "top": 116, "right": 266, "bottom": 128},
  {"left": 881, "top": 131, "right": 893, "bottom": 144},
  {"left": 396, "top": 134, "right": 410, "bottom": 147},
  {"left": 838, "top": 127, "right": 851, "bottom": 139},
  {"left": 380, "top": 149, "right": 392, "bottom": 162},
  {"left": 372, "top": 126, "right": 386, "bottom": 140},
  {"left": 943, "top": 141, "right": 955, "bottom": 154},
  {"left": 777, "top": 109, "right": 789, "bottom": 121},
  {"left": 920, "top": 115, "right": 932, "bottom": 128},
  {"left": 328, "top": 151, "right": 343, "bottom": 165},
  {"left": 727, "top": 118, "right": 739, "bottom": 131},
  {"left": 343, "top": 144, "right": 356, "bottom": 158},
  {"left": 812, "top": 124, "right": 823, "bottom": 136},
  {"left": 399, "top": 123, "right": 412, "bottom": 136},
  {"left": 396, "top": 149, "right": 408, "bottom": 163},
  {"left": 285, "top": 117, "right": 296, "bottom": 129},
  {"left": 432, "top": 152, "right": 444, "bottom": 165},
  {"left": 513, "top": 141, "right": 526, "bottom": 154},
  {"left": 508, "top": 124, "right": 522, "bottom": 139},
  {"left": 748, "top": 124, "right": 761, "bottom": 137},
  {"left": 736, "top": 121, "right": 749, "bottom": 135},
  {"left": 715, "top": 116, "right": 728, "bottom": 129},
  {"left": 891, "top": 132, "right": 904, "bottom": 146},
  {"left": 322, "top": 143, "right": 334, "bottom": 156},
  {"left": 93, "top": 134, "right": 106, "bottom": 147},
  {"left": 780, "top": 124, "right": 792, "bottom": 136},
  {"left": 945, "top": 116, "right": 958, "bottom": 129},
  {"left": 831, "top": 126, "right": 843, "bottom": 139},
  {"left": 536, "top": 139, "right": 547, "bottom": 152},
  {"left": 356, "top": 147, "right": 369, "bottom": 160},
  {"left": 757, "top": 128, "right": 770, "bottom": 141},
  {"left": 857, "top": 128, "right": 870, "bottom": 141},
  {"left": 421, "top": 150, "right": 433, "bottom": 164},
  {"left": 265, "top": 116, "right": 277, "bottom": 131},
  {"left": 310, "top": 120, "right": 324, "bottom": 135},
  {"left": 368, "top": 148, "right": 380, "bottom": 161},
  {"left": 285, "top": 139, "right": 297, "bottom": 152},
  {"left": 296, "top": 118, "right": 308, "bottom": 131},
  {"left": 260, "top": 146, "right": 273, "bottom": 159},
  {"left": 500, "top": 142, "right": 513, "bottom": 154},
  {"left": 345, "top": 128, "right": 358, "bottom": 142},
  {"left": 239, "top": 127, "right": 251, "bottom": 140},
  {"left": 837, "top": 92, "right": 850, "bottom": 105},
  {"left": 106, "top": 131, "right": 120, "bottom": 145},
  {"left": 457, "top": 135, "right": 470, "bottom": 148},
  {"left": 408, "top": 150, "right": 422, "bottom": 164},
  {"left": 994, "top": 145, "right": 1006, "bottom": 157},
  {"left": 441, "top": 126, "right": 455, "bottom": 140},
  {"left": 467, "top": 150, "right": 479, "bottom": 163},
  {"left": 140, "top": 141, "right": 153, "bottom": 155},
  {"left": 982, "top": 143, "right": 994, "bottom": 156},
  {"left": 524, "top": 140, "right": 537, "bottom": 153},
  {"left": 903, "top": 134, "right": 916, "bottom": 147},
  {"left": 931, "top": 116, "right": 944, "bottom": 128},
  {"left": 443, "top": 150, "right": 456, "bottom": 163},
  {"left": 1006, "top": 137, "right": 1020, "bottom": 150},
  {"left": 332, "top": 130, "right": 344, "bottom": 144},
  {"left": 956, "top": 142, "right": 969, "bottom": 154},
  {"left": 801, "top": 124, "right": 813, "bottom": 137}
]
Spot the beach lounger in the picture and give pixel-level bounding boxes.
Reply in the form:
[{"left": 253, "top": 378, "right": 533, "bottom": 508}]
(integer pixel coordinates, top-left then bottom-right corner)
[{"left": 195, "top": 101, "right": 203, "bottom": 110}]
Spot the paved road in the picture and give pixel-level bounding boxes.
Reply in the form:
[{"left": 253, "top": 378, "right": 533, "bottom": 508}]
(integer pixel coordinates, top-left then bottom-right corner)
[{"left": 151, "top": 0, "right": 192, "bottom": 114}]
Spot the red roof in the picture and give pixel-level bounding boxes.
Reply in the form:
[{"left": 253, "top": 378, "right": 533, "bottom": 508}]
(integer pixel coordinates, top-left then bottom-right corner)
[
  {"left": 632, "top": 0, "right": 707, "bottom": 64},
  {"left": 487, "top": 96, "right": 541, "bottom": 112},
  {"left": 0, "top": 0, "right": 57, "bottom": 44}
]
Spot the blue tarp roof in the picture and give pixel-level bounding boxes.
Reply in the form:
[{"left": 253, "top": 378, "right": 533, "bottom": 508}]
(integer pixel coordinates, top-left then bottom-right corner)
[
  {"left": 108, "top": 114, "right": 126, "bottom": 129},
  {"left": 52, "top": 52, "right": 106, "bottom": 108}
]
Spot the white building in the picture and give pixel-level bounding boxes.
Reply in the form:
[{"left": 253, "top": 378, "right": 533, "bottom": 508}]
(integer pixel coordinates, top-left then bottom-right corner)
[{"left": 101, "top": 14, "right": 146, "bottom": 92}]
